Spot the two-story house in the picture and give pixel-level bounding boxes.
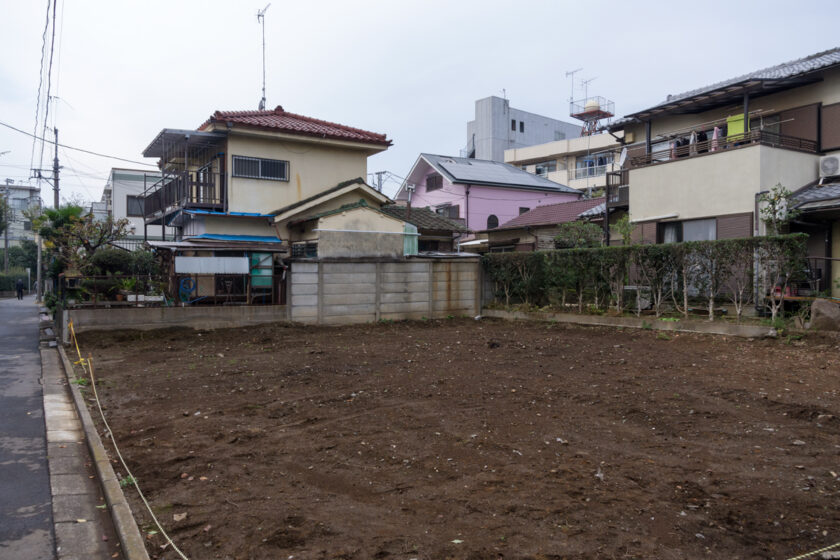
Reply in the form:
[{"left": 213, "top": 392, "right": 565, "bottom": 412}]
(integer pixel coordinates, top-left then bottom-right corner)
[
  {"left": 606, "top": 47, "right": 840, "bottom": 293},
  {"left": 140, "top": 105, "right": 398, "bottom": 303},
  {"left": 394, "top": 154, "right": 582, "bottom": 233}
]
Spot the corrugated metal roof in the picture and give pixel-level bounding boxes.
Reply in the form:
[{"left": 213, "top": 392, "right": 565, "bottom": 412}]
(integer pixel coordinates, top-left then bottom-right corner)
[
  {"left": 421, "top": 153, "right": 579, "bottom": 193},
  {"left": 188, "top": 233, "right": 283, "bottom": 243},
  {"left": 185, "top": 210, "right": 273, "bottom": 218},
  {"left": 578, "top": 201, "right": 607, "bottom": 218}
]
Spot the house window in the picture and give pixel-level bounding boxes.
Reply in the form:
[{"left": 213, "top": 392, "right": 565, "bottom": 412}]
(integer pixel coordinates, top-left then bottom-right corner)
[
  {"left": 519, "top": 207, "right": 530, "bottom": 215},
  {"left": 554, "top": 131, "right": 566, "bottom": 141},
  {"left": 520, "top": 121, "right": 525, "bottom": 133},
  {"left": 487, "top": 214, "right": 499, "bottom": 229},
  {"left": 436, "top": 204, "right": 459, "bottom": 219},
  {"left": 658, "top": 218, "right": 717, "bottom": 243},
  {"left": 511, "top": 119, "right": 516, "bottom": 131},
  {"left": 534, "top": 160, "right": 556, "bottom": 177},
  {"left": 426, "top": 173, "right": 443, "bottom": 191},
  {"left": 232, "top": 156, "right": 289, "bottom": 181},
  {"left": 23, "top": 221, "right": 32, "bottom": 231},
  {"left": 291, "top": 241, "right": 318, "bottom": 258},
  {"left": 126, "top": 195, "right": 144, "bottom": 217}
]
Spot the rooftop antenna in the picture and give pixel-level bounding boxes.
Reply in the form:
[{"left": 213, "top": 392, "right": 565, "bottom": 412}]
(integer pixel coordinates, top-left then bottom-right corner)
[
  {"left": 257, "top": 3, "right": 271, "bottom": 111},
  {"left": 565, "top": 68, "right": 583, "bottom": 103}
]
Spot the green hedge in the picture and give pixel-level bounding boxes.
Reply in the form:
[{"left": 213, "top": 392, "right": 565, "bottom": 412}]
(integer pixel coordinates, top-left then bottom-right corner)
[
  {"left": 0, "top": 269, "right": 30, "bottom": 292},
  {"left": 482, "top": 234, "right": 807, "bottom": 321}
]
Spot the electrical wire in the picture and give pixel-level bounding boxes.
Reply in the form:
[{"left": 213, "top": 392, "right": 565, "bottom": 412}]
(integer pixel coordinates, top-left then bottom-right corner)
[
  {"left": 0, "top": 120, "right": 157, "bottom": 167},
  {"left": 30, "top": 0, "right": 52, "bottom": 174},
  {"left": 38, "top": 0, "right": 59, "bottom": 173}
]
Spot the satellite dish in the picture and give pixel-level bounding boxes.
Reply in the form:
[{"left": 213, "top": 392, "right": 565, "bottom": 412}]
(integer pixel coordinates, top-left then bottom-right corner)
[{"left": 618, "top": 147, "right": 627, "bottom": 168}]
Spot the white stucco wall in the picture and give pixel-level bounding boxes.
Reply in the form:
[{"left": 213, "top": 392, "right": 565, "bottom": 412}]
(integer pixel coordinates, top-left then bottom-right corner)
[{"left": 629, "top": 145, "right": 818, "bottom": 223}]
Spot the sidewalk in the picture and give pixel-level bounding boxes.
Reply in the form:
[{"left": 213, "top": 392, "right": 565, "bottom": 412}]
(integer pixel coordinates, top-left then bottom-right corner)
[{"left": 0, "top": 296, "right": 119, "bottom": 560}]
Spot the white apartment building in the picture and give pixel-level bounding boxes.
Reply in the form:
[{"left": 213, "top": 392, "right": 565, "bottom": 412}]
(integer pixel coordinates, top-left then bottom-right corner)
[
  {"left": 1, "top": 180, "right": 41, "bottom": 246},
  {"left": 465, "top": 96, "right": 581, "bottom": 162},
  {"left": 504, "top": 131, "right": 623, "bottom": 193},
  {"left": 101, "top": 168, "right": 162, "bottom": 249}
]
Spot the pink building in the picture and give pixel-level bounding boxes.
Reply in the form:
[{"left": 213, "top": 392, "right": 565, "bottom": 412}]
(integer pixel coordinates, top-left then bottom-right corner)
[{"left": 395, "top": 154, "right": 581, "bottom": 232}]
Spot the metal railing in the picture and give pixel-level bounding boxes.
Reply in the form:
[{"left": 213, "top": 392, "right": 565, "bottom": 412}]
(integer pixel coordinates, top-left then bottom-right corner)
[
  {"left": 143, "top": 170, "right": 223, "bottom": 218},
  {"left": 574, "top": 164, "right": 610, "bottom": 180},
  {"left": 631, "top": 130, "right": 818, "bottom": 167},
  {"left": 606, "top": 170, "right": 629, "bottom": 208}
]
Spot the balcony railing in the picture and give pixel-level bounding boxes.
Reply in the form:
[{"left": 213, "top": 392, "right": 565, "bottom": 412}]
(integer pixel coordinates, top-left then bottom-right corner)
[
  {"left": 606, "top": 169, "right": 629, "bottom": 208},
  {"left": 631, "top": 129, "right": 818, "bottom": 168},
  {"left": 574, "top": 164, "right": 610, "bottom": 180},
  {"left": 143, "top": 171, "right": 223, "bottom": 219}
]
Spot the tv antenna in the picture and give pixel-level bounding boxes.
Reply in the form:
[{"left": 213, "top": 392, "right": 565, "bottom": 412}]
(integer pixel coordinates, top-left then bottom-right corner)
[
  {"left": 565, "top": 68, "right": 583, "bottom": 103},
  {"left": 257, "top": 3, "right": 271, "bottom": 111}
]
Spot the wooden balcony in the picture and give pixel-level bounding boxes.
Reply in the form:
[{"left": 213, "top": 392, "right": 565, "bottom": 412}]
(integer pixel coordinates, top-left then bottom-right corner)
[
  {"left": 630, "top": 129, "right": 817, "bottom": 168},
  {"left": 143, "top": 171, "right": 224, "bottom": 224}
]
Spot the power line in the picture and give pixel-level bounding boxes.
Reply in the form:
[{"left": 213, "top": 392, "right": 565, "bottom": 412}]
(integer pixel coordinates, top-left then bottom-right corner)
[
  {"left": 39, "top": 0, "right": 59, "bottom": 173},
  {"left": 30, "top": 0, "right": 51, "bottom": 173},
  {"left": 0, "top": 120, "right": 156, "bottom": 167}
]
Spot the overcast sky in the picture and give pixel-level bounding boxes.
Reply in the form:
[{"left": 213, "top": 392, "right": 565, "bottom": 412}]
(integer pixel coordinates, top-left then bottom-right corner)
[{"left": 1, "top": 0, "right": 839, "bottom": 203}]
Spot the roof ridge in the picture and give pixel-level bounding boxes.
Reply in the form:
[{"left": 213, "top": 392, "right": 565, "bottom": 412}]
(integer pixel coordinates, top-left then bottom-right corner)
[{"left": 663, "top": 46, "right": 840, "bottom": 103}]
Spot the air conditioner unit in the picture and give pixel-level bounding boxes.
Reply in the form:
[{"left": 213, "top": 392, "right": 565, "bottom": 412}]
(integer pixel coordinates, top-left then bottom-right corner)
[{"left": 819, "top": 154, "right": 840, "bottom": 178}]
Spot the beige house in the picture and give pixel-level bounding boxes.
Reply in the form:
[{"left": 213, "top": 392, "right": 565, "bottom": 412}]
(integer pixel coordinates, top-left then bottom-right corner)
[
  {"left": 504, "top": 132, "right": 623, "bottom": 193},
  {"left": 141, "top": 106, "right": 405, "bottom": 303},
  {"left": 607, "top": 48, "right": 840, "bottom": 293}
]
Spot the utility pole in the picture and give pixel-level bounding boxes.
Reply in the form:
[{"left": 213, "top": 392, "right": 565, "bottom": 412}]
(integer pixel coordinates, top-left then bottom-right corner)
[
  {"left": 3, "top": 183, "right": 8, "bottom": 273},
  {"left": 53, "top": 127, "right": 60, "bottom": 208}
]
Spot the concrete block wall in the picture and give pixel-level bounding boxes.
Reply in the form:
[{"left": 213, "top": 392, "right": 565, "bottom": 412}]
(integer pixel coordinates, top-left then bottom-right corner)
[{"left": 289, "top": 258, "right": 480, "bottom": 325}]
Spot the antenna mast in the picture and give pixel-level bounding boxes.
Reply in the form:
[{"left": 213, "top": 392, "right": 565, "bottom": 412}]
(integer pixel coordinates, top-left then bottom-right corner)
[{"left": 257, "top": 3, "right": 271, "bottom": 111}]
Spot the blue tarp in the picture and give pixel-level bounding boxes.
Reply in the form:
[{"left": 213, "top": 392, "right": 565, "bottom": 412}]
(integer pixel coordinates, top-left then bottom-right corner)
[{"left": 188, "top": 233, "right": 283, "bottom": 243}]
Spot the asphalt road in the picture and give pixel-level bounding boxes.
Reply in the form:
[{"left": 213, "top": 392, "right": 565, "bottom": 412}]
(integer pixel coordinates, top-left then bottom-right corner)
[{"left": 0, "top": 295, "right": 55, "bottom": 560}]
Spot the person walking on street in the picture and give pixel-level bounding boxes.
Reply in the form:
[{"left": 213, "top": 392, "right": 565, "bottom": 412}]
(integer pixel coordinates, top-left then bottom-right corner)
[{"left": 15, "top": 278, "right": 24, "bottom": 300}]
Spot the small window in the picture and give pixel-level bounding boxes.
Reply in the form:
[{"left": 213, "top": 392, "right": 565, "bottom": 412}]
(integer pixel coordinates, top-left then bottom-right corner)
[
  {"left": 23, "top": 221, "right": 32, "bottom": 231},
  {"left": 232, "top": 156, "right": 289, "bottom": 181},
  {"left": 511, "top": 119, "right": 516, "bottom": 131},
  {"left": 519, "top": 121, "right": 525, "bottom": 133},
  {"left": 554, "top": 131, "right": 566, "bottom": 141},
  {"left": 426, "top": 173, "right": 443, "bottom": 191},
  {"left": 487, "top": 214, "right": 499, "bottom": 229},
  {"left": 519, "top": 207, "right": 530, "bottom": 215},
  {"left": 291, "top": 241, "right": 318, "bottom": 258},
  {"left": 126, "top": 195, "right": 144, "bottom": 217},
  {"left": 436, "top": 204, "right": 459, "bottom": 219}
]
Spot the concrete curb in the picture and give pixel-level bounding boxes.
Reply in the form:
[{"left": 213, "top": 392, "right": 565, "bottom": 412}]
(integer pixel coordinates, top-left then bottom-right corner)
[
  {"left": 481, "top": 308, "right": 778, "bottom": 339},
  {"left": 57, "top": 345, "right": 151, "bottom": 560}
]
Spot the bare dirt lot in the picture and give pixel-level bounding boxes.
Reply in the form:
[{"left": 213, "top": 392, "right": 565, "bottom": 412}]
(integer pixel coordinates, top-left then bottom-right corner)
[{"left": 75, "top": 319, "right": 840, "bottom": 560}]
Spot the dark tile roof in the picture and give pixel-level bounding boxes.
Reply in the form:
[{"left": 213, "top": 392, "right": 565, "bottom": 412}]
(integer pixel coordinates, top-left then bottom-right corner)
[
  {"left": 625, "top": 47, "right": 840, "bottom": 120},
  {"left": 200, "top": 106, "right": 392, "bottom": 146},
  {"left": 380, "top": 205, "right": 468, "bottom": 232},
  {"left": 492, "top": 197, "right": 605, "bottom": 230},
  {"left": 794, "top": 180, "right": 840, "bottom": 210},
  {"left": 420, "top": 153, "right": 579, "bottom": 193}
]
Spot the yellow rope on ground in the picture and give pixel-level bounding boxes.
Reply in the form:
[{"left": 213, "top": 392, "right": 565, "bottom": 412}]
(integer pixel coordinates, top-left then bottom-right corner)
[
  {"left": 787, "top": 540, "right": 840, "bottom": 560},
  {"left": 68, "top": 321, "right": 189, "bottom": 560}
]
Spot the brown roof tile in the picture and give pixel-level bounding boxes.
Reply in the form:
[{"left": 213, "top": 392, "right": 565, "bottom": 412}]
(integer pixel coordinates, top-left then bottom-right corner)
[
  {"left": 200, "top": 106, "right": 391, "bottom": 146},
  {"left": 494, "top": 197, "right": 605, "bottom": 230}
]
